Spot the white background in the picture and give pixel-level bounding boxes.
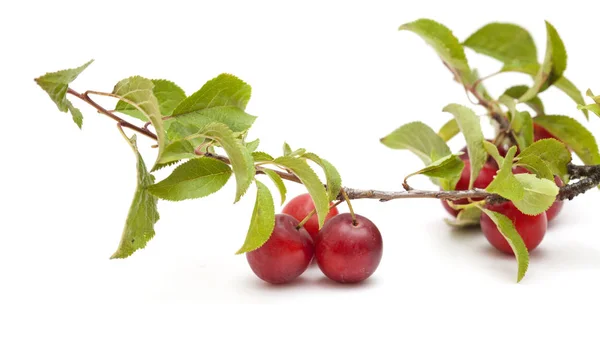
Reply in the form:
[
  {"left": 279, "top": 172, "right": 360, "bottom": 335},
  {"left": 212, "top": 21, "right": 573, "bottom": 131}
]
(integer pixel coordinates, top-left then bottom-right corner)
[{"left": 2, "top": 0, "right": 600, "bottom": 342}]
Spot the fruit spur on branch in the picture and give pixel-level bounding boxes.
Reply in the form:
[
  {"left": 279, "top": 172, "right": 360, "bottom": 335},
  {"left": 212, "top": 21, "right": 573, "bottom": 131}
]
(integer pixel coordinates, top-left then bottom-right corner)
[{"left": 36, "top": 18, "right": 600, "bottom": 284}]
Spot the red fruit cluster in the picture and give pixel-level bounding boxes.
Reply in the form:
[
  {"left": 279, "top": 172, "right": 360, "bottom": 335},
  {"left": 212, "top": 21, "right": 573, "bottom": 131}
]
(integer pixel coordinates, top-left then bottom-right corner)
[
  {"left": 445, "top": 124, "right": 564, "bottom": 255},
  {"left": 247, "top": 194, "right": 383, "bottom": 284}
]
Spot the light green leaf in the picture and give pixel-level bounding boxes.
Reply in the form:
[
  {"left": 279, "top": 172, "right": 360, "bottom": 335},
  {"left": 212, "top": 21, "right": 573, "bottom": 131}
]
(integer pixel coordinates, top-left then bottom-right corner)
[
  {"left": 514, "top": 155, "right": 554, "bottom": 181},
  {"left": 166, "top": 106, "right": 256, "bottom": 141},
  {"left": 463, "top": 23, "right": 537, "bottom": 67},
  {"left": 486, "top": 146, "right": 524, "bottom": 200},
  {"left": 302, "top": 153, "right": 343, "bottom": 201},
  {"left": 235, "top": 180, "right": 276, "bottom": 254},
  {"left": 115, "top": 79, "right": 186, "bottom": 120},
  {"left": 111, "top": 134, "right": 159, "bottom": 259},
  {"left": 533, "top": 115, "right": 600, "bottom": 165},
  {"left": 587, "top": 89, "right": 600, "bottom": 104},
  {"left": 504, "top": 85, "right": 545, "bottom": 115},
  {"left": 246, "top": 138, "right": 260, "bottom": 152},
  {"left": 578, "top": 104, "right": 600, "bottom": 117},
  {"left": 519, "top": 21, "right": 567, "bottom": 102},
  {"left": 283, "top": 142, "right": 293, "bottom": 156},
  {"left": 479, "top": 208, "right": 529, "bottom": 282},
  {"left": 513, "top": 173, "right": 559, "bottom": 215},
  {"left": 405, "top": 154, "right": 464, "bottom": 191},
  {"left": 172, "top": 73, "right": 251, "bottom": 116},
  {"left": 112, "top": 76, "right": 166, "bottom": 171},
  {"left": 381, "top": 121, "right": 452, "bottom": 164},
  {"left": 262, "top": 169, "right": 287, "bottom": 205},
  {"left": 147, "top": 158, "right": 232, "bottom": 201},
  {"left": 274, "top": 156, "right": 329, "bottom": 228},
  {"left": 517, "top": 138, "right": 571, "bottom": 180},
  {"left": 444, "top": 206, "right": 482, "bottom": 228},
  {"left": 252, "top": 151, "right": 274, "bottom": 162},
  {"left": 443, "top": 104, "right": 487, "bottom": 189},
  {"left": 399, "top": 19, "right": 471, "bottom": 80},
  {"left": 513, "top": 111, "right": 534, "bottom": 150},
  {"left": 438, "top": 118, "right": 460, "bottom": 142},
  {"left": 499, "top": 94, "right": 518, "bottom": 122},
  {"left": 35, "top": 60, "right": 93, "bottom": 128},
  {"left": 483, "top": 140, "right": 504, "bottom": 167}
]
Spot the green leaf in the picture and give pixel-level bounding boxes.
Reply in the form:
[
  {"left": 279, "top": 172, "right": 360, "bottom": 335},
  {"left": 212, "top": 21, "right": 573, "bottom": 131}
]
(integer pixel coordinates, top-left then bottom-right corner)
[
  {"left": 172, "top": 73, "right": 251, "bottom": 116},
  {"left": 115, "top": 79, "right": 186, "bottom": 120},
  {"left": 274, "top": 156, "right": 329, "bottom": 227},
  {"left": 147, "top": 158, "right": 232, "bottom": 201},
  {"left": 245, "top": 138, "right": 260, "bottom": 152},
  {"left": 504, "top": 85, "right": 545, "bottom": 115},
  {"left": 35, "top": 60, "right": 93, "bottom": 128},
  {"left": 444, "top": 206, "right": 482, "bottom": 228},
  {"left": 235, "top": 180, "right": 276, "bottom": 254},
  {"left": 112, "top": 76, "right": 166, "bottom": 170},
  {"left": 443, "top": 104, "right": 487, "bottom": 189},
  {"left": 486, "top": 147, "right": 524, "bottom": 200},
  {"left": 513, "top": 173, "right": 559, "bottom": 215},
  {"left": 405, "top": 154, "right": 464, "bottom": 191},
  {"left": 438, "top": 118, "right": 460, "bottom": 142},
  {"left": 483, "top": 140, "right": 505, "bottom": 167},
  {"left": 479, "top": 208, "right": 529, "bottom": 282},
  {"left": 519, "top": 22, "right": 567, "bottom": 102},
  {"left": 381, "top": 121, "right": 452, "bottom": 164},
  {"left": 261, "top": 169, "right": 287, "bottom": 205},
  {"left": 111, "top": 134, "right": 159, "bottom": 259},
  {"left": 463, "top": 23, "right": 537, "bottom": 67},
  {"left": 533, "top": 116, "right": 600, "bottom": 165},
  {"left": 578, "top": 89, "right": 600, "bottom": 117},
  {"left": 166, "top": 106, "right": 257, "bottom": 142},
  {"left": 514, "top": 155, "right": 554, "bottom": 181},
  {"left": 587, "top": 89, "right": 600, "bottom": 104},
  {"left": 252, "top": 151, "right": 274, "bottom": 162},
  {"left": 302, "top": 153, "right": 343, "bottom": 201},
  {"left": 513, "top": 111, "right": 534, "bottom": 150},
  {"left": 499, "top": 94, "right": 517, "bottom": 122},
  {"left": 399, "top": 19, "right": 471, "bottom": 80},
  {"left": 517, "top": 138, "right": 571, "bottom": 180},
  {"left": 283, "top": 142, "right": 293, "bottom": 156}
]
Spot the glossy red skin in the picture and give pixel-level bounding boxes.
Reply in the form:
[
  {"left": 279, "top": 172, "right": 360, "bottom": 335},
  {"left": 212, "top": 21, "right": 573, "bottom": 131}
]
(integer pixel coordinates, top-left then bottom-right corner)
[
  {"left": 282, "top": 193, "right": 339, "bottom": 241},
  {"left": 315, "top": 213, "right": 383, "bottom": 283},
  {"left": 442, "top": 161, "right": 498, "bottom": 217},
  {"left": 246, "top": 214, "right": 314, "bottom": 284},
  {"left": 480, "top": 202, "right": 547, "bottom": 254},
  {"left": 534, "top": 123, "right": 558, "bottom": 141},
  {"left": 512, "top": 168, "right": 564, "bottom": 222}
]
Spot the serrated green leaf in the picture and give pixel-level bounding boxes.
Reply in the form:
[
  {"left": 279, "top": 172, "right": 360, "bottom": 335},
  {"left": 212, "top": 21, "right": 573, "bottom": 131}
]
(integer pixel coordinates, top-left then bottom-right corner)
[
  {"left": 111, "top": 134, "right": 159, "bottom": 259},
  {"left": 438, "top": 118, "right": 460, "bottom": 142},
  {"left": 483, "top": 140, "right": 505, "bottom": 167},
  {"left": 112, "top": 76, "right": 166, "bottom": 170},
  {"left": 514, "top": 155, "right": 554, "bottom": 181},
  {"left": 166, "top": 106, "right": 257, "bottom": 142},
  {"left": 252, "top": 151, "right": 274, "bottom": 162},
  {"left": 517, "top": 138, "right": 571, "bottom": 180},
  {"left": 302, "top": 153, "right": 343, "bottom": 201},
  {"left": 503, "top": 85, "right": 545, "bottom": 115},
  {"left": 274, "top": 156, "right": 329, "bottom": 228},
  {"left": 519, "top": 22, "right": 567, "bottom": 102},
  {"left": 115, "top": 79, "right": 186, "bottom": 120},
  {"left": 463, "top": 23, "right": 537, "bottom": 67},
  {"left": 486, "top": 146, "right": 524, "bottom": 200},
  {"left": 479, "top": 208, "right": 529, "bottom": 282},
  {"left": 235, "top": 180, "right": 276, "bottom": 254},
  {"left": 533, "top": 116, "right": 600, "bottom": 165},
  {"left": 245, "top": 138, "right": 260, "bottom": 152},
  {"left": 147, "top": 158, "right": 232, "bottom": 201},
  {"left": 399, "top": 18, "right": 471, "bottom": 80},
  {"left": 405, "top": 154, "right": 464, "bottom": 190},
  {"left": 35, "top": 60, "right": 93, "bottom": 128},
  {"left": 381, "top": 121, "right": 452, "bottom": 164},
  {"left": 443, "top": 104, "right": 487, "bottom": 189},
  {"left": 261, "top": 169, "right": 287, "bottom": 205},
  {"left": 513, "top": 173, "right": 559, "bottom": 215},
  {"left": 172, "top": 73, "right": 251, "bottom": 116},
  {"left": 283, "top": 142, "right": 292, "bottom": 156},
  {"left": 444, "top": 206, "right": 482, "bottom": 228}
]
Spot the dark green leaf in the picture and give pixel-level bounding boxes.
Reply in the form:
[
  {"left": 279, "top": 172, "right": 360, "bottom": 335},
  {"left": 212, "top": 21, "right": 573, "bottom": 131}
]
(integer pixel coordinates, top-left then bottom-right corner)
[
  {"left": 115, "top": 79, "right": 186, "bottom": 120},
  {"left": 111, "top": 134, "right": 159, "bottom": 259},
  {"left": 533, "top": 116, "right": 600, "bottom": 165},
  {"left": 479, "top": 208, "right": 529, "bottom": 282},
  {"left": 517, "top": 138, "right": 571, "bottom": 180},
  {"left": 147, "top": 158, "right": 232, "bottom": 201},
  {"left": 235, "top": 180, "right": 276, "bottom": 254},
  {"left": 514, "top": 155, "right": 554, "bottom": 181}
]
